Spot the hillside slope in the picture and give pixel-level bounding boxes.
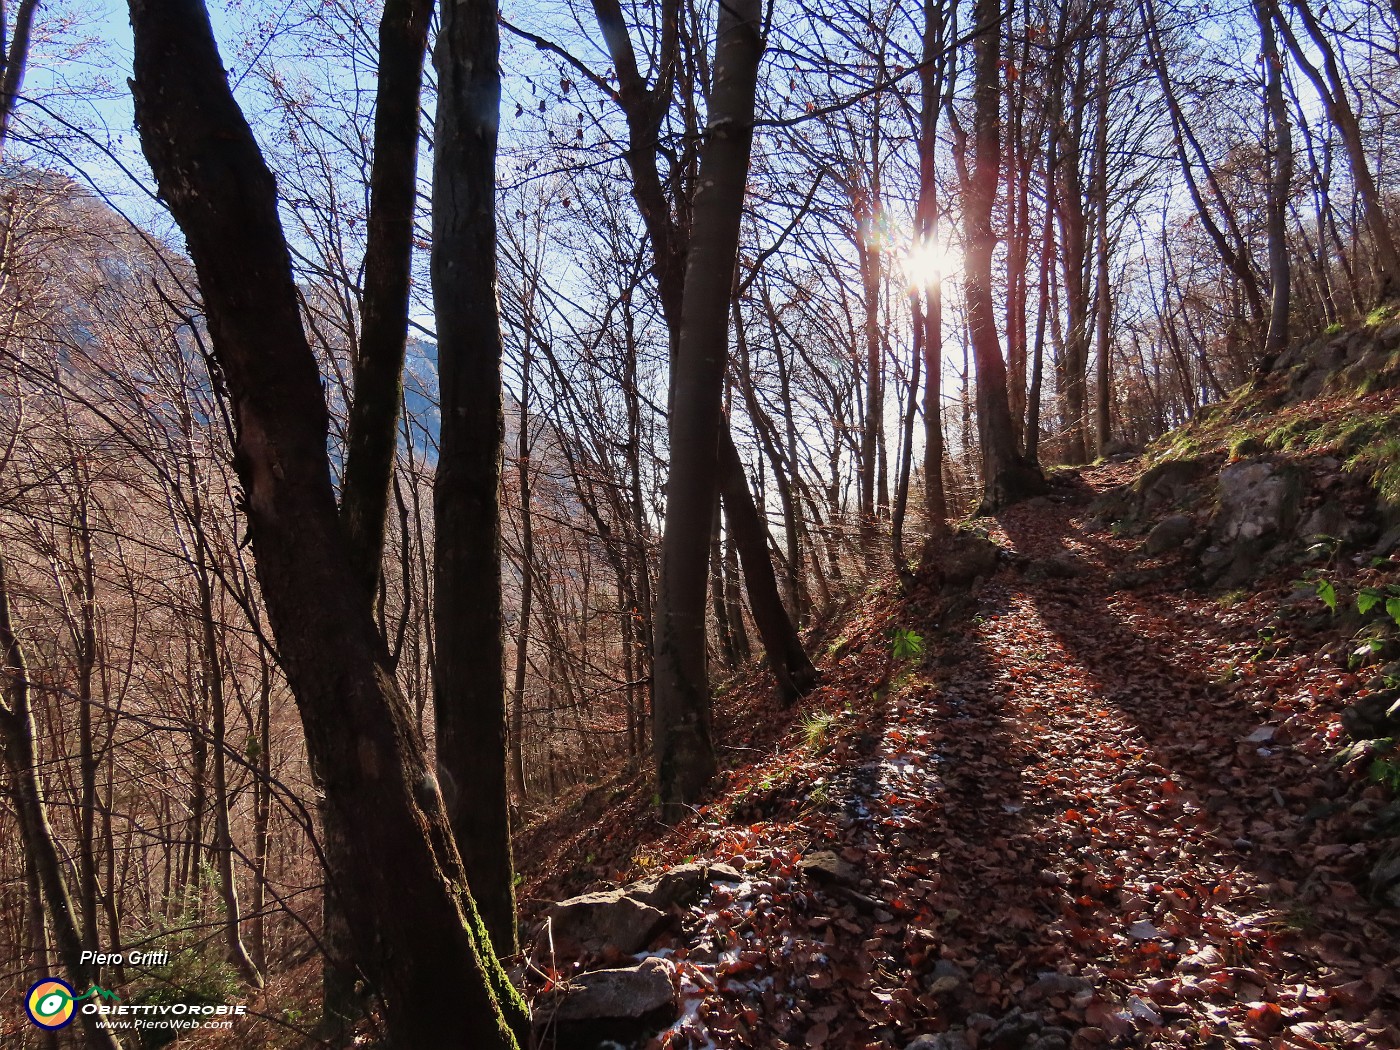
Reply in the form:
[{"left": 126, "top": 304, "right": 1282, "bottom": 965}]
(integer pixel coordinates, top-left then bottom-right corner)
[{"left": 515, "top": 336, "right": 1400, "bottom": 1050}]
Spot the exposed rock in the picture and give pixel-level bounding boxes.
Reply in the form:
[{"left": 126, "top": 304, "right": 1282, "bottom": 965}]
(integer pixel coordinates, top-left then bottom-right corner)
[
  {"left": 1085, "top": 485, "right": 1132, "bottom": 527},
  {"left": 1036, "top": 550, "right": 1090, "bottom": 578},
  {"left": 800, "top": 849, "right": 859, "bottom": 887},
  {"left": 1101, "top": 438, "right": 1139, "bottom": 458},
  {"left": 938, "top": 530, "right": 1002, "bottom": 589},
  {"left": 1297, "top": 501, "right": 1375, "bottom": 546},
  {"left": 1374, "top": 523, "right": 1400, "bottom": 559},
  {"left": 1205, "top": 460, "right": 1304, "bottom": 584},
  {"left": 1341, "top": 690, "right": 1400, "bottom": 741},
  {"left": 1214, "top": 461, "right": 1303, "bottom": 544},
  {"left": 930, "top": 959, "right": 968, "bottom": 982},
  {"left": 1339, "top": 346, "right": 1398, "bottom": 390},
  {"left": 906, "top": 1032, "right": 971, "bottom": 1050},
  {"left": 1288, "top": 334, "right": 1356, "bottom": 398},
  {"left": 533, "top": 957, "right": 678, "bottom": 1047},
  {"left": 1026, "top": 971, "right": 1092, "bottom": 1000},
  {"left": 1135, "top": 459, "right": 1210, "bottom": 516},
  {"left": 540, "top": 889, "right": 669, "bottom": 957},
  {"left": 627, "top": 861, "right": 743, "bottom": 910},
  {"left": 1371, "top": 849, "right": 1400, "bottom": 910},
  {"left": 1091, "top": 458, "right": 1211, "bottom": 533},
  {"left": 925, "top": 958, "right": 971, "bottom": 998},
  {"left": 983, "top": 1008, "right": 1046, "bottom": 1049},
  {"left": 1143, "top": 514, "right": 1194, "bottom": 556},
  {"left": 1271, "top": 333, "right": 1322, "bottom": 374}
]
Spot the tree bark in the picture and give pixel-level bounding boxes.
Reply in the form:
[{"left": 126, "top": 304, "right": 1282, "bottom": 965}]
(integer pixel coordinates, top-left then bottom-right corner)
[
  {"left": 0, "top": 0, "right": 39, "bottom": 155},
  {"left": 510, "top": 347, "right": 534, "bottom": 801},
  {"left": 588, "top": 0, "right": 686, "bottom": 353},
  {"left": 1091, "top": 4, "right": 1113, "bottom": 455},
  {"left": 964, "top": 0, "right": 1045, "bottom": 512},
  {"left": 126, "top": 3, "right": 527, "bottom": 1045},
  {"left": 1257, "top": 0, "right": 1294, "bottom": 369},
  {"left": 1027, "top": 161, "right": 1055, "bottom": 466},
  {"left": 892, "top": 292, "right": 924, "bottom": 578},
  {"left": 653, "top": 0, "right": 764, "bottom": 816},
  {"left": 432, "top": 0, "right": 519, "bottom": 959},
  {"left": 917, "top": 0, "right": 949, "bottom": 552},
  {"left": 856, "top": 204, "right": 883, "bottom": 556},
  {"left": 338, "top": 0, "right": 435, "bottom": 596},
  {"left": 710, "top": 494, "right": 740, "bottom": 670},
  {"left": 718, "top": 427, "right": 819, "bottom": 703}
]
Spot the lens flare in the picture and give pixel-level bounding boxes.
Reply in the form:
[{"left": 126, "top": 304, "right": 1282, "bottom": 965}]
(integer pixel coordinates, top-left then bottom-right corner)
[{"left": 905, "top": 237, "right": 959, "bottom": 288}]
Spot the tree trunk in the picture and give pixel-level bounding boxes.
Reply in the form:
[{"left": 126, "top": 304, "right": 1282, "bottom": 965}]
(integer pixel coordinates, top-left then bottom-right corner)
[
  {"left": 338, "top": 0, "right": 435, "bottom": 595},
  {"left": 250, "top": 657, "right": 272, "bottom": 975},
  {"left": 326, "top": 0, "right": 434, "bottom": 1022},
  {"left": 964, "top": 0, "right": 1045, "bottom": 513},
  {"left": 1142, "top": 0, "right": 1267, "bottom": 328},
  {"left": 1026, "top": 165, "right": 1055, "bottom": 466},
  {"left": 1257, "top": 0, "right": 1294, "bottom": 369},
  {"left": 892, "top": 292, "right": 924, "bottom": 577},
  {"left": 588, "top": 0, "right": 686, "bottom": 353},
  {"left": 857, "top": 220, "right": 883, "bottom": 557},
  {"left": 510, "top": 348, "right": 534, "bottom": 802},
  {"left": 917, "top": 0, "right": 949, "bottom": 552},
  {"left": 653, "top": 0, "right": 764, "bottom": 817},
  {"left": 1091, "top": 4, "right": 1113, "bottom": 455},
  {"left": 193, "top": 517, "right": 261, "bottom": 987},
  {"left": 25, "top": 853, "right": 60, "bottom": 1050},
  {"left": 1275, "top": 0, "right": 1400, "bottom": 298},
  {"left": 721, "top": 509, "right": 751, "bottom": 666},
  {"left": 126, "top": 3, "right": 528, "bottom": 1045},
  {"left": 710, "top": 495, "right": 740, "bottom": 670},
  {"left": 1, "top": 557, "right": 125, "bottom": 1050},
  {"left": 738, "top": 291, "right": 808, "bottom": 623},
  {"left": 0, "top": 0, "right": 40, "bottom": 155},
  {"left": 718, "top": 427, "right": 819, "bottom": 703},
  {"left": 432, "top": 0, "right": 519, "bottom": 959},
  {"left": 590, "top": 0, "right": 812, "bottom": 716}
]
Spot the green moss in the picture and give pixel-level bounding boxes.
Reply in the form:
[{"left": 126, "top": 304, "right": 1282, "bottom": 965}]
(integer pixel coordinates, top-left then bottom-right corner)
[
  {"left": 1346, "top": 436, "right": 1400, "bottom": 504},
  {"left": 1264, "top": 416, "right": 1321, "bottom": 451},
  {"left": 1146, "top": 318, "right": 1400, "bottom": 506},
  {"left": 1217, "top": 589, "right": 1247, "bottom": 608},
  {"left": 1228, "top": 434, "right": 1266, "bottom": 459}
]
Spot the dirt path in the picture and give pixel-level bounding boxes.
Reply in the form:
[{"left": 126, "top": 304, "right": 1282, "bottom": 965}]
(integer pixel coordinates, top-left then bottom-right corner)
[
  {"left": 530, "top": 465, "right": 1400, "bottom": 1050},
  {"left": 852, "top": 466, "right": 1400, "bottom": 1049}
]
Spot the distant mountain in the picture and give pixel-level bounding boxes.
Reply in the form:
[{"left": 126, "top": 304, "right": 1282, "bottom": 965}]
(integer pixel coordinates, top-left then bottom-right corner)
[{"left": 405, "top": 337, "right": 440, "bottom": 443}]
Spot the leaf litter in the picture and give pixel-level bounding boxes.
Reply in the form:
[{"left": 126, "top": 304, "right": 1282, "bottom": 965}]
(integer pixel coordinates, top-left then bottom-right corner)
[{"left": 518, "top": 463, "right": 1400, "bottom": 1050}]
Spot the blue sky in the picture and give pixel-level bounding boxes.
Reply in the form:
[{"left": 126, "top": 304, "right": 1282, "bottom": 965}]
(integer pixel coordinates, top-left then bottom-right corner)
[{"left": 18, "top": 0, "right": 298, "bottom": 237}]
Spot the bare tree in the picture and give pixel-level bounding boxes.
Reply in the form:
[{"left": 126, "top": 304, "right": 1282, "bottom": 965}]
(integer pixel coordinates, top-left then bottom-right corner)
[{"left": 124, "top": 1, "right": 528, "bottom": 1044}]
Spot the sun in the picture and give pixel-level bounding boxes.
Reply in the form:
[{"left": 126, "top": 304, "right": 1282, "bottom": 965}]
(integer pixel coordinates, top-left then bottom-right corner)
[{"left": 905, "top": 236, "right": 960, "bottom": 288}]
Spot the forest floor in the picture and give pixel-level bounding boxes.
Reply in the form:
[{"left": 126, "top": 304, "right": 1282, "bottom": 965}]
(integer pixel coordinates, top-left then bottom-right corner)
[{"left": 516, "top": 462, "right": 1400, "bottom": 1050}]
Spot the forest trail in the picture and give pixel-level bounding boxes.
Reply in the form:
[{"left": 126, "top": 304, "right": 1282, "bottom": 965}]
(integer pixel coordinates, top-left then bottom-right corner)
[{"left": 523, "top": 462, "right": 1400, "bottom": 1050}]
